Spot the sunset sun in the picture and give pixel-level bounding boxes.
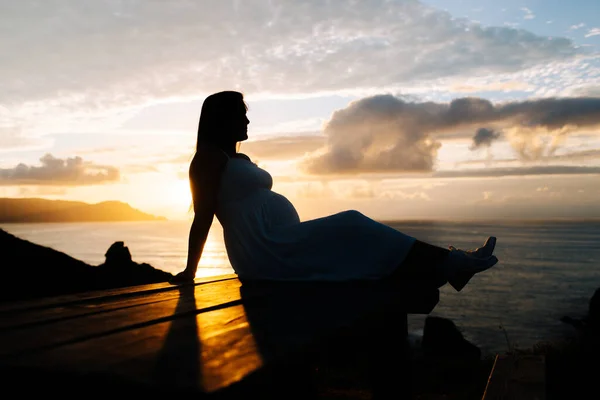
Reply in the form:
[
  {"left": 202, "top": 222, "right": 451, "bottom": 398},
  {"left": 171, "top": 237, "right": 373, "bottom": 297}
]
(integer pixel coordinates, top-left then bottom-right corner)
[{"left": 165, "top": 179, "right": 193, "bottom": 215}]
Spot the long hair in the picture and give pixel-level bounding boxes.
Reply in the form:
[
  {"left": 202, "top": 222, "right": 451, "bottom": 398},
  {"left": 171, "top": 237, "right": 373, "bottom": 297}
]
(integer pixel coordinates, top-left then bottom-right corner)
[{"left": 196, "top": 91, "right": 247, "bottom": 151}]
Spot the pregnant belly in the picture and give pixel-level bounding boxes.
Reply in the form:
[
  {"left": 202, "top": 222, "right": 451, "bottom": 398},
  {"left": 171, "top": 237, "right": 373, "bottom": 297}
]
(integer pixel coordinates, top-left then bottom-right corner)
[
  {"left": 217, "top": 189, "right": 300, "bottom": 230},
  {"left": 262, "top": 190, "right": 301, "bottom": 228}
]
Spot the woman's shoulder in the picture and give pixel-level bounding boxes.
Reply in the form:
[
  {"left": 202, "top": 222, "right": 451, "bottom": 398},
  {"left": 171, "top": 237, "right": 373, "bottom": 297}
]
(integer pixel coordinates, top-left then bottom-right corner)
[{"left": 233, "top": 153, "right": 252, "bottom": 162}]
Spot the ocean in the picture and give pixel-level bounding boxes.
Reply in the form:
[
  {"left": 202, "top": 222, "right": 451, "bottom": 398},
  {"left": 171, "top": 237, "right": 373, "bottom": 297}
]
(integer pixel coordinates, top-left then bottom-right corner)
[{"left": 3, "top": 219, "right": 600, "bottom": 356}]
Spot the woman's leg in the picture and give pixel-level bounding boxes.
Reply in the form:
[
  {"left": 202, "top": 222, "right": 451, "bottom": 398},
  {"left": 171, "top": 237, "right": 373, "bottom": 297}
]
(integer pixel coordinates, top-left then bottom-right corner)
[{"left": 387, "top": 240, "right": 450, "bottom": 288}]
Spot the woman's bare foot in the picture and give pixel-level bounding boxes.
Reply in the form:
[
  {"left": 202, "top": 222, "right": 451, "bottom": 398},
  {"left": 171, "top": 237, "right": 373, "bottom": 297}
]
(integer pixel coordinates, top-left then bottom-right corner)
[
  {"left": 447, "top": 237, "right": 498, "bottom": 292},
  {"left": 169, "top": 270, "right": 196, "bottom": 285}
]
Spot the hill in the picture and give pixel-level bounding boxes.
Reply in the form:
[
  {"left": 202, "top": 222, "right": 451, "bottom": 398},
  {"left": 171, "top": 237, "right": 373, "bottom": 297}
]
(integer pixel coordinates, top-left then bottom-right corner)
[
  {"left": 0, "top": 228, "right": 173, "bottom": 302},
  {"left": 0, "top": 198, "right": 166, "bottom": 223}
]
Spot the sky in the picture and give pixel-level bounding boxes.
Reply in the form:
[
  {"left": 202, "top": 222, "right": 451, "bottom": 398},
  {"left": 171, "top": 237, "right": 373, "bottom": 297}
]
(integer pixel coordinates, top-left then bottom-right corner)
[{"left": 1, "top": 0, "right": 600, "bottom": 221}]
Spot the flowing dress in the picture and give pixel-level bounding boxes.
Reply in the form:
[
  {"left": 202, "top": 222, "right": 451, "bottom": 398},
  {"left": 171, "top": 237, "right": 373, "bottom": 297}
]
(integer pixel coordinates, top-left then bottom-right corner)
[{"left": 214, "top": 155, "right": 416, "bottom": 281}]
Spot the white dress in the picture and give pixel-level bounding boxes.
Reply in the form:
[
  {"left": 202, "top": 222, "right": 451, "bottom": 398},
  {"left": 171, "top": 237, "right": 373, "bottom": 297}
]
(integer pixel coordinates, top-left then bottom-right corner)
[{"left": 215, "top": 155, "right": 416, "bottom": 281}]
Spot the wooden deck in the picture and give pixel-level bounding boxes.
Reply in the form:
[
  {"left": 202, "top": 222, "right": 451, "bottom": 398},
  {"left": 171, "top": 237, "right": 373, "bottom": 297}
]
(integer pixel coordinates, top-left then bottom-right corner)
[
  {"left": 482, "top": 354, "right": 546, "bottom": 400},
  {"left": 0, "top": 274, "right": 439, "bottom": 397}
]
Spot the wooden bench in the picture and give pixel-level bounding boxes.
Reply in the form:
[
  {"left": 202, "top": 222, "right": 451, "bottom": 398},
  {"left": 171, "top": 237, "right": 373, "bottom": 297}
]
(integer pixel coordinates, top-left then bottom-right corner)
[
  {"left": 0, "top": 274, "right": 439, "bottom": 399},
  {"left": 482, "top": 354, "right": 546, "bottom": 400}
]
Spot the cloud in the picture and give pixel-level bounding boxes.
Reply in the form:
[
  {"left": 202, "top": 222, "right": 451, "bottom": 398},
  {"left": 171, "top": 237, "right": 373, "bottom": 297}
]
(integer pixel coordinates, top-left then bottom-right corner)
[
  {"left": 242, "top": 134, "right": 326, "bottom": 160},
  {"left": 302, "top": 94, "right": 600, "bottom": 174},
  {"left": 0, "top": 154, "right": 120, "bottom": 185},
  {"left": 521, "top": 7, "right": 535, "bottom": 20},
  {"left": 292, "top": 179, "right": 432, "bottom": 201},
  {"left": 586, "top": 28, "right": 600, "bottom": 38},
  {"left": 457, "top": 147, "right": 600, "bottom": 167},
  {"left": 18, "top": 187, "right": 68, "bottom": 196},
  {"left": 295, "top": 181, "right": 334, "bottom": 199},
  {"left": 449, "top": 80, "right": 533, "bottom": 93},
  {"left": 1, "top": 0, "right": 579, "bottom": 113},
  {"left": 0, "top": 126, "right": 53, "bottom": 152},
  {"left": 121, "top": 164, "right": 159, "bottom": 174},
  {"left": 379, "top": 190, "right": 431, "bottom": 201},
  {"left": 567, "top": 85, "right": 600, "bottom": 97},
  {"left": 434, "top": 165, "right": 600, "bottom": 178},
  {"left": 569, "top": 23, "right": 586, "bottom": 31},
  {"left": 549, "top": 148, "right": 600, "bottom": 162},
  {"left": 302, "top": 95, "right": 443, "bottom": 174},
  {"left": 470, "top": 128, "right": 501, "bottom": 150}
]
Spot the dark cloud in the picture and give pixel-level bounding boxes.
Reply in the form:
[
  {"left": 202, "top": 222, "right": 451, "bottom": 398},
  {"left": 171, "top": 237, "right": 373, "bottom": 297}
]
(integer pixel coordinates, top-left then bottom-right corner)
[
  {"left": 433, "top": 165, "right": 600, "bottom": 178},
  {"left": 470, "top": 128, "right": 501, "bottom": 150},
  {"left": 417, "top": 96, "right": 600, "bottom": 131},
  {"left": 498, "top": 97, "right": 600, "bottom": 130},
  {"left": 302, "top": 95, "right": 600, "bottom": 174},
  {"left": 0, "top": 154, "right": 120, "bottom": 185}
]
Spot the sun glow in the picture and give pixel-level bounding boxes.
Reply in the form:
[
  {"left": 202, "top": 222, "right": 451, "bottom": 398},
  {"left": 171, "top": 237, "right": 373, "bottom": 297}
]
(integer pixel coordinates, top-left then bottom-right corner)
[{"left": 161, "top": 179, "right": 193, "bottom": 217}]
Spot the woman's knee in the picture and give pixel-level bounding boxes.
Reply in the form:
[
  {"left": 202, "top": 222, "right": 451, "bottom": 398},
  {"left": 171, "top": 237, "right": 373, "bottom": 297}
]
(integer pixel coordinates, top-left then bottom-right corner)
[{"left": 343, "top": 209, "right": 366, "bottom": 221}]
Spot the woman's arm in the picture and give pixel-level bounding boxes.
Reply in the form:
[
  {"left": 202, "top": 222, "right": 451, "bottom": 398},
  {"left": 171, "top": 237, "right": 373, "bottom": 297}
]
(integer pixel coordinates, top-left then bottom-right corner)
[
  {"left": 171, "top": 146, "right": 228, "bottom": 283},
  {"left": 183, "top": 205, "right": 215, "bottom": 277}
]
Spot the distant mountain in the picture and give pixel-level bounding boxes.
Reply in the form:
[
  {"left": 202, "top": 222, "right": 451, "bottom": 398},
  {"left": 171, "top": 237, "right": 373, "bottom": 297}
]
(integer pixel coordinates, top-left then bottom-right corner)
[{"left": 0, "top": 198, "right": 167, "bottom": 223}]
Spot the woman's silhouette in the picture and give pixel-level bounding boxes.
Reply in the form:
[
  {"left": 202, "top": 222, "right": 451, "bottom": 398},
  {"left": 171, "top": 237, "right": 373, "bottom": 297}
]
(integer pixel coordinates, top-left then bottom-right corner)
[{"left": 171, "top": 91, "right": 498, "bottom": 290}]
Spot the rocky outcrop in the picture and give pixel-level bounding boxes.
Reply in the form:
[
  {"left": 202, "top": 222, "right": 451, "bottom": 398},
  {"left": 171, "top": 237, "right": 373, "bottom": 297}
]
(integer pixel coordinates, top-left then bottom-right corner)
[
  {"left": 421, "top": 316, "right": 482, "bottom": 360},
  {"left": 588, "top": 287, "right": 600, "bottom": 329},
  {"left": 561, "top": 287, "right": 600, "bottom": 332},
  {"left": 0, "top": 229, "right": 173, "bottom": 302},
  {"left": 95, "top": 241, "right": 173, "bottom": 290}
]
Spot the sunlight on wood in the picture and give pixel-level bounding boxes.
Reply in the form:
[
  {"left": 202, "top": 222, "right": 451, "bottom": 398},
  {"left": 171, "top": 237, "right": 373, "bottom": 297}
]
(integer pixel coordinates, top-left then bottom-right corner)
[
  {"left": 195, "top": 223, "right": 232, "bottom": 276},
  {"left": 196, "top": 304, "right": 263, "bottom": 392}
]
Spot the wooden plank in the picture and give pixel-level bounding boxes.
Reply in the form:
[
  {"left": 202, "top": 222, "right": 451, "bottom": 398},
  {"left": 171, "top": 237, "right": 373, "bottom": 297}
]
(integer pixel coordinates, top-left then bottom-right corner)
[
  {"left": 5, "top": 302, "right": 259, "bottom": 393},
  {"left": 0, "top": 278, "right": 244, "bottom": 357},
  {"left": 0, "top": 288, "right": 183, "bottom": 330},
  {"left": 482, "top": 354, "right": 546, "bottom": 400},
  {"left": 0, "top": 276, "right": 237, "bottom": 331},
  {"left": 0, "top": 273, "right": 238, "bottom": 314},
  {"left": 1, "top": 282, "right": 438, "bottom": 394}
]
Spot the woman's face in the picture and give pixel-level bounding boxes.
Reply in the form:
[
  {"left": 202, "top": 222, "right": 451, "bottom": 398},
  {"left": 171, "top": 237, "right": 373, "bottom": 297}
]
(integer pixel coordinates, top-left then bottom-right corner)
[{"left": 230, "top": 102, "right": 250, "bottom": 142}]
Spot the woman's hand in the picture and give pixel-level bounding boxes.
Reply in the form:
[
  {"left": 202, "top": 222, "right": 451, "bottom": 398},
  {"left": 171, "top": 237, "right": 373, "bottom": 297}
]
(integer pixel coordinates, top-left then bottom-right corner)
[{"left": 169, "top": 269, "right": 196, "bottom": 285}]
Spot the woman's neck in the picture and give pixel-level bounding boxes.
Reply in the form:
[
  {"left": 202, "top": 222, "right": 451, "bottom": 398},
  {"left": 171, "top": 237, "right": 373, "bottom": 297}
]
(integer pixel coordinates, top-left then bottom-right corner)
[{"left": 222, "top": 143, "right": 237, "bottom": 156}]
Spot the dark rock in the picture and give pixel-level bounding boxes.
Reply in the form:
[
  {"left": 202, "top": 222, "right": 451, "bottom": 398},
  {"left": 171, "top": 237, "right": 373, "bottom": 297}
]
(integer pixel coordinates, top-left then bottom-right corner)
[
  {"left": 588, "top": 287, "right": 600, "bottom": 329},
  {"left": 422, "top": 316, "right": 481, "bottom": 360},
  {"left": 104, "top": 241, "right": 132, "bottom": 265},
  {"left": 560, "top": 315, "right": 585, "bottom": 329},
  {"left": 96, "top": 241, "right": 172, "bottom": 289},
  {"left": 0, "top": 228, "right": 173, "bottom": 302},
  {"left": 561, "top": 287, "right": 600, "bottom": 332}
]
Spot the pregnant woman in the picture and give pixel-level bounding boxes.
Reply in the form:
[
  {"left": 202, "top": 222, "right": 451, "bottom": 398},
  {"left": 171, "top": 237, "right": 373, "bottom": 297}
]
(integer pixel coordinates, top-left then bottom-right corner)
[{"left": 171, "top": 91, "right": 498, "bottom": 291}]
